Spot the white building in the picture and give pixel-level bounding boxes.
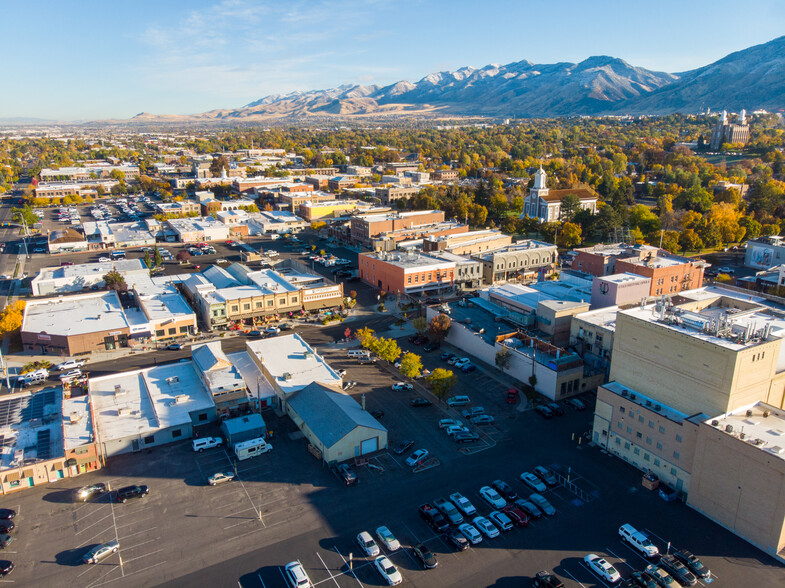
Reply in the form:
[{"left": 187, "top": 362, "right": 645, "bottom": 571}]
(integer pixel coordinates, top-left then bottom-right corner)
[{"left": 521, "top": 167, "right": 597, "bottom": 223}]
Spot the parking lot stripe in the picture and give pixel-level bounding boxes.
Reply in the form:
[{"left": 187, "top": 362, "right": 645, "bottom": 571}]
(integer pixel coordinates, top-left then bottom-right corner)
[
  {"left": 116, "top": 516, "right": 155, "bottom": 529},
  {"left": 257, "top": 572, "right": 267, "bottom": 588},
  {"left": 606, "top": 547, "right": 635, "bottom": 570},
  {"left": 118, "top": 527, "right": 157, "bottom": 542},
  {"left": 315, "top": 551, "right": 341, "bottom": 587},
  {"left": 561, "top": 567, "right": 586, "bottom": 587},
  {"left": 122, "top": 537, "right": 159, "bottom": 552},
  {"left": 331, "top": 547, "right": 365, "bottom": 588},
  {"left": 75, "top": 503, "right": 111, "bottom": 523},
  {"left": 75, "top": 512, "right": 115, "bottom": 535},
  {"left": 121, "top": 547, "right": 166, "bottom": 565},
  {"left": 619, "top": 540, "right": 656, "bottom": 566}
]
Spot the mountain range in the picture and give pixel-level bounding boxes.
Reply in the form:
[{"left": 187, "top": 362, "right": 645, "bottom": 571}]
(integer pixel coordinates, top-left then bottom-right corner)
[{"left": 132, "top": 36, "right": 785, "bottom": 122}]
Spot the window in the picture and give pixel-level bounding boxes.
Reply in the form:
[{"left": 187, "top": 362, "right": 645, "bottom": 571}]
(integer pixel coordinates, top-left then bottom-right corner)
[
  {"left": 414, "top": 275, "right": 419, "bottom": 283},
  {"left": 407, "top": 276, "right": 412, "bottom": 284},
  {"left": 291, "top": 297, "right": 297, "bottom": 303},
  {"left": 626, "top": 426, "right": 632, "bottom": 434},
  {"left": 617, "top": 421, "right": 622, "bottom": 429},
  {"left": 658, "top": 426, "right": 666, "bottom": 434},
  {"left": 648, "top": 420, "right": 654, "bottom": 428},
  {"left": 654, "top": 458, "right": 660, "bottom": 467},
  {"left": 644, "top": 453, "right": 650, "bottom": 462},
  {"left": 619, "top": 406, "right": 625, "bottom": 414},
  {"left": 267, "top": 300, "right": 274, "bottom": 306},
  {"left": 633, "top": 447, "right": 640, "bottom": 455},
  {"left": 624, "top": 442, "right": 631, "bottom": 450},
  {"left": 156, "top": 329, "right": 164, "bottom": 337},
  {"left": 168, "top": 328, "right": 176, "bottom": 335},
  {"left": 144, "top": 435, "right": 155, "bottom": 444},
  {"left": 172, "top": 429, "right": 182, "bottom": 439},
  {"left": 646, "top": 436, "right": 652, "bottom": 445},
  {"left": 179, "top": 326, "right": 188, "bottom": 334},
  {"left": 636, "top": 432, "right": 642, "bottom": 439},
  {"left": 198, "top": 413, "right": 208, "bottom": 422},
  {"left": 615, "top": 437, "right": 621, "bottom": 445},
  {"left": 638, "top": 415, "right": 644, "bottom": 423},
  {"left": 676, "top": 434, "right": 683, "bottom": 443},
  {"left": 670, "top": 467, "right": 677, "bottom": 476},
  {"left": 231, "top": 306, "right": 238, "bottom": 312},
  {"left": 656, "top": 442, "right": 663, "bottom": 450},
  {"left": 279, "top": 298, "right": 285, "bottom": 305},
  {"left": 243, "top": 303, "right": 251, "bottom": 311},
  {"left": 673, "top": 451, "right": 680, "bottom": 460}
]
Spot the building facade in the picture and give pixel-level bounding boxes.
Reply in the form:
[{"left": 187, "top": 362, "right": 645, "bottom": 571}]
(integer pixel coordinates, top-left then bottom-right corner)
[{"left": 521, "top": 167, "right": 597, "bottom": 223}]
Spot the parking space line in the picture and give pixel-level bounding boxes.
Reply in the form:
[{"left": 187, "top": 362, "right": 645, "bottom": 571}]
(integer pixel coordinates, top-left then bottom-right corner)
[
  {"left": 561, "top": 567, "right": 586, "bottom": 587},
  {"left": 118, "top": 527, "right": 157, "bottom": 542},
  {"left": 257, "top": 572, "right": 267, "bottom": 588},
  {"left": 83, "top": 564, "right": 121, "bottom": 588},
  {"left": 75, "top": 512, "right": 115, "bottom": 535},
  {"left": 116, "top": 516, "right": 155, "bottom": 529},
  {"left": 122, "top": 537, "right": 159, "bottom": 552},
  {"left": 402, "top": 522, "right": 422, "bottom": 544},
  {"left": 315, "top": 551, "right": 340, "bottom": 587},
  {"left": 606, "top": 547, "right": 635, "bottom": 570},
  {"left": 619, "top": 541, "right": 656, "bottom": 566},
  {"left": 331, "top": 547, "right": 365, "bottom": 588},
  {"left": 121, "top": 547, "right": 166, "bottom": 565},
  {"left": 75, "top": 503, "right": 111, "bottom": 523}
]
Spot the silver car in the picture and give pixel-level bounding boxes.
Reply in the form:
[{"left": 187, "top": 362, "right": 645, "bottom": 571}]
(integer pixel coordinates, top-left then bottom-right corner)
[{"left": 83, "top": 540, "right": 119, "bottom": 564}]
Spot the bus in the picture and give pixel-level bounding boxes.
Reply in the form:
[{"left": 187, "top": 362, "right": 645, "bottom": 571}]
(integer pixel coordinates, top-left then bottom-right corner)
[
  {"left": 110, "top": 250, "right": 126, "bottom": 260},
  {"left": 233, "top": 437, "right": 272, "bottom": 461}
]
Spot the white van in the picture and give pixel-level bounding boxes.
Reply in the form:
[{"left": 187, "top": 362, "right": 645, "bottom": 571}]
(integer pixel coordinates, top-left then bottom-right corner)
[
  {"left": 347, "top": 349, "right": 371, "bottom": 358},
  {"left": 447, "top": 395, "right": 471, "bottom": 407},
  {"left": 234, "top": 437, "right": 273, "bottom": 461}
]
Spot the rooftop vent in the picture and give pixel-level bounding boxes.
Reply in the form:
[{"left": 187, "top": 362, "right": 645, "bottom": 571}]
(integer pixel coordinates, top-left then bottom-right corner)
[
  {"left": 725, "top": 424, "right": 734, "bottom": 433},
  {"left": 763, "top": 410, "right": 770, "bottom": 418},
  {"left": 746, "top": 410, "right": 753, "bottom": 417},
  {"left": 630, "top": 394, "right": 636, "bottom": 400},
  {"left": 770, "top": 445, "right": 784, "bottom": 454},
  {"left": 166, "top": 376, "right": 179, "bottom": 384},
  {"left": 752, "top": 438, "right": 766, "bottom": 446},
  {"left": 174, "top": 394, "right": 189, "bottom": 404},
  {"left": 621, "top": 390, "right": 628, "bottom": 397},
  {"left": 117, "top": 407, "right": 132, "bottom": 416},
  {"left": 740, "top": 432, "right": 746, "bottom": 439},
  {"left": 654, "top": 405, "right": 662, "bottom": 412},
  {"left": 711, "top": 420, "right": 720, "bottom": 427},
  {"left": 114, "top": 385, "right": 125, "bottom": 397},
  {"left": 68, "top": 412, "right": 82, "bottom": 424},
  {"left": 645, "top": 400, "right": 652, "bottom": 407},
  {"left": 282, "top": 372, "right": 292, "bottom": 381}
]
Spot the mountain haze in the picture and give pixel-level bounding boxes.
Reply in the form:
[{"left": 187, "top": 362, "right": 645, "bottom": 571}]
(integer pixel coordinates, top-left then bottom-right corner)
[{"left": 130, "top": 36, "right": 784, "bottom": 122}]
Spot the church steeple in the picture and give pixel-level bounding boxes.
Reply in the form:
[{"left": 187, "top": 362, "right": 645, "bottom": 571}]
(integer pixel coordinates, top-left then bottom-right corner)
[{"left": 533, "top": 166, "right": 547, "bottom": 190}]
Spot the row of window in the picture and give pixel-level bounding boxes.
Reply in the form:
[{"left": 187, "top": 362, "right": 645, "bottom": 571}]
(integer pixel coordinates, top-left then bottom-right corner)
[
  {"left": 229, "top": 297, "right": 299, "bottom": 312},
  {"left": 155, "top": 326, "right": 190, "bottom": 337},
  {"left": 616, "top": 438, "right": 680, "bottom": 475}
]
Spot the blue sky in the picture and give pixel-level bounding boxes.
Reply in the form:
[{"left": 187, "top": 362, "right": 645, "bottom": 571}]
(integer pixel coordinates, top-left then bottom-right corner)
[{"left": 1, "top": 0, "right": 783, "bottom": 120}]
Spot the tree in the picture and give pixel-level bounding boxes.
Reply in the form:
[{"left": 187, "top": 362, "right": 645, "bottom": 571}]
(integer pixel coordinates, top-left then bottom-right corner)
[
  {"left": 209, "top": 156, "right": 230, "bottom": 177},
  {"left": 0, "top": 300, "right": 26, "bottom": 337},
  {"left": 559, "top": 193, "right": 581, "bottom": 222},
  {"left": 427, "top": 314, "right": 452, "bottom": 342},
  {"left": 103, "top": 270, "right": 127, "bottom": 292},
  {"left": 678, "top": 229, "right": 704, "bottom": 254},
  {"left": 538, "top": 221, "right": 559, "bottom": 243},
  {"left": 11, "top": 205, "right": 38, "bottom": 227},
  {"left": 310, "top": 220, "right": 327, "bottom": 231},
  {"left": 175, "top": 250, "right": 191, "bottom": 263},
  {"left": 370, "top": 336, "right": 401, "bottom": 363},
  {"left": 412, "top": 317, "right": 427, "bottom": 334},
  {"left": 739, "top": 216, "right": 762, "bottom": 240},
  {"left": 706, "top": 202, "right": 744, "bottom": 246},
  {"left": 660, "top": 230, "right": 680, "bottom": 253},
  {"left": 143, "top": 251, "right": 152, "bottom": 268},
  {"left": 356, "top": 327, "right": 376, "bottom": 348},
  {"left": 556, "top": 222, "right": 582, "bottom": 248},
  {"left": 154, "top": 246, "right": 162, "bottom": 267},
  {"left": 495, "top": 347, "right": 512, "bottom": 372},
  {"left": 426, "top": 368, "right": 458, "bottom": 400},
  {"left": 349, "top": 290, "right": 357, "bottom": 300},
  {"left": 399, "top": 352, "right": 423, "bottom": 379},
  {"left": 762, "top": 223, "right": 780, "bottom": 236}
]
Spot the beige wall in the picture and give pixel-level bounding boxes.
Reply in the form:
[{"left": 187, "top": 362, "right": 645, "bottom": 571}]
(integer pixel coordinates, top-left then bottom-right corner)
[
  {"left": 689, "top": 422, "right": 785, "bottom": 560},
  {"left": 609, "top": 312, "right": 782, "bottom": 416}
]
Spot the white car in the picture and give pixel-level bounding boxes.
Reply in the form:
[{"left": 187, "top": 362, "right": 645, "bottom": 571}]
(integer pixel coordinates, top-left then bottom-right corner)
[
  {"left": 373, "top": 555, "right": 402, "bottom": 586},
  {"left": 479, "top": 485, "right": 507, "bottom": 509},
  {"left": 584, "top": 554, "right": 621, "bottom": 583},
  {"left": 375, "top": 526, "right": 401, "bottom": 552},
  {"left": 439, "top": 419, "right": 463, "bottom": 429},
  {"left": 57, "top": 359, "right": 86, "bottom": 371},
  {"left": 529, "top": 493, "right": 556, "bottom": 516},
  {"left": 60, "top": 369, "right": 82, "bottom": 381},
  {"left": 449, "top": 492, "right": 477, "bottom": 516},
  {"left": 283, "top": 560, "right": 313, "bottom": 588},
  {"left": 98, "top": 257, "right": 111, "bottom": 262},
  {"left": 405, "top": 449, "right": 429, "bottom": 467},
  {"left": 521, "top": 472, "right": 547, "bottom": 492},
  {"left": 488, "top": 510, "right": 513, "bottom": 531},
  {"left": 445, "top": 425, "right": 470, "bottom": 437},
  {"left": 216, "top": 258, "right": 229, "bottom": 264},
  {"left": 472, "top": 516, "right": 500, "bottom": 539},
  {"left": 265, "top": 326, "right": 280, "bottom": 335},
  {"left": 453, "top": 358, "right": 471, "bottom": 368},
  {"left": 391, "top": 382, "right": 413, "bottom": 391},
  {"left": 83, "top": 540, "right": 120, "bottom": 564},
  {"left": 458, "top": 523, "right": 483, "bottom": 544},
  {"left": 356, "top": 531, "right": 380, "bottom": 557}
]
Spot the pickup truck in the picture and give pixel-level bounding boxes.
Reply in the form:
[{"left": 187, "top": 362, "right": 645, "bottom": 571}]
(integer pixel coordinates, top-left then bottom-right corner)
[
  {"left": 619, "top": 523, "right": 659, "bottom": 558},
  {"left": 419, "top": 503, "right": 450, "bottom": 533},
  {"left": 433, "top": 497, "right": 464, "bottom": 525}
]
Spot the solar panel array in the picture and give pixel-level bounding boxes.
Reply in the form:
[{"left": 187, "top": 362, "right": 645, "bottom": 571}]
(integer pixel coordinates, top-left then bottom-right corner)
[{"left": 0, "top": 390, "right": 59, "bottom": 462}]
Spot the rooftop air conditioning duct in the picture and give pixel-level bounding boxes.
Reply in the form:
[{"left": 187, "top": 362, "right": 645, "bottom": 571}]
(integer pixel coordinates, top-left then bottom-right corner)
[{"left": 725, "top": 424, "right": 734, "bottom": 433}]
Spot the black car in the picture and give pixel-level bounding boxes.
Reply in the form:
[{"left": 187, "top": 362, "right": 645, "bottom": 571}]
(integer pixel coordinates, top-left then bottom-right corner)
[
  {"left": 440, "top": 352, "right": 455, "bottom": 361},
  {"left": 0, "top": 560, "right": 12, "bottom": 577},
  {"left": 412, "top": 543, "right": 438, "bottom": 569},
  {"left": 546, "top": 402, "right": 564, "bottom": 416},
  {"left": 0, "top": 510, "right": 15, "bottom": 521},
  {"left": 393, "top": 440, "right": 415, "bottom": 455},
  {"left": 454, "top": 432, "right": 480, "bottom": 443},
  {"left": 410, "top": 398, "right": 432, "bottom": 407},
  {"left": 492, "top": 479, "right": 518, "bottom": 501},
  {"left": 659, "top": 554, "right": 698, "bottom": 586},
  {"left": 423, "top": 342, "right": 439, "bottom": 352},
  {"left": 419, "top": 503, "right": 449, "bottom": 533},
  {"left": 0, "top": 522, "right": 13, "bottom": 534},
  {"left": 515, "top": 499, "right": 543, "bottom": 519},
  {"left": 76, "top": 483, "right": 107, "bottom": 502},
  {"left": 626, "top": 570, "right": 659, "bottom": 588},
  {"left": 673, "top": 549, "right": 711, "bottom": 579},
  {"left": 532, "top": 570, "right": 565, "bottom": 588},
  {"left": 116, "top": 484, "right": 149, "bottom": 503},
  {"left": 445, "top": 530, "right": 470, "bottom": 551},
  {"left": 535, "top": 405, "right": 554, "bottom": 419},
  {"left": 333, "top": 463, "right": 358, "bottom": 486}
]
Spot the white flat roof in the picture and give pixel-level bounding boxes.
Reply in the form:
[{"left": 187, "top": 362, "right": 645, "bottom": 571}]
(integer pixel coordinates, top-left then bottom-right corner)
[
  {"left": 575, "top": 306, "right": 619, "bottom": 330},
  {"left": 600, "top": 272, "right": 650, "bottom": 284},
  {"left": 35, "top": 258, "right": 146, "bottom": 282},
  {"left": 245, "top": 333, "right": 342, "bottom": 395},
  {"left": 364, "top": 251, "right": 454, "bottom": 271},
  {"left": 90, "top": 362, "right": 214, "bottom": 442},
  {"left": 708, "top": 402, "right": 785, "bottom": 461},
  {"left": 22, "top": 291, "right": 130, "bottom": 337},
  {"left": 226, "top": 351, "right": 277, "bottom": 401},
  {"left": 63, "top": 395, "right": 94, "bottom": 450}
]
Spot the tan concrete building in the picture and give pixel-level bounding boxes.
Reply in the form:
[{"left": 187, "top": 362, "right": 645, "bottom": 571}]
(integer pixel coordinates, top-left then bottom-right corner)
[
  {"left": 473, "top": 241, "right": 558, "bottom": 284},
  {"left": 570, "top": 306, "right": 618, "bottom": 374},
  {"left": 350, "top": 210, "right": 445, "bottom": 248},
  {"left": 422, "top": 229, "right": 512, "bottom": 256},
  {"left": 375, "top": 186, "right": 420, "bottom": 204},
  {"left": 431, "top": 169, "right": 459, "bottom": 181},
  {"left": 689, "top": 402, "right": 785, "bottom": 562}
]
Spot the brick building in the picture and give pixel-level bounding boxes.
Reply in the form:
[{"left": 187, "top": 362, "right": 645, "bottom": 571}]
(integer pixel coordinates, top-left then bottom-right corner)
[
  {"left": 350, "top": 210, "right": 445, "bottom": 248},
  {"left": 359, "top": 251, "right": 455, "bottom": 296}
]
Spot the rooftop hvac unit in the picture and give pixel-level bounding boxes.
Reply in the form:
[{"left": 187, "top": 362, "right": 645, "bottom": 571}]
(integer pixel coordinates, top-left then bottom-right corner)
[
  {"left": 763, "top": 410, "right": 770, "bottom": 418},
  {"left": 621, "top": 390, "right": 628, "bottom": 397},
  {"left": 117, "top": 407, "right": 132, "bottom": 416},
  {"left": 630, "top": 394, "right": 636, "bottom": 401},
  {"left": 645, "top": 400, "right": 651, "bottom": 407},
  {"left": 654, "top": 405, "right": 661, "bottom": 412},
  {"left": 174, "top": 394, "right": 189, "bottom": 404},
  {"left": 166, "top": 376, "right": 179, "bottom": 384},
  {"left": 746, "top": 410, "right": 753, "bottom": 417},
  {"left": 68, "top": 412, "right": 82, "bottom": 424},
  {"left": 304, "top": 351, "right": 313, "bottom": 360},
  {"left": 771, "top": 446, "right": 784, "bottom": 454},
  {"left": 711, "top": 420, "right": 720, "bottom": 427},
  {"left": 725, "top": 424, "right": 734, "bottom": 433},
  {"left": 282, "top": 372, "right": 292, "bottom": 381},
  {"left": 740, "top": 432, "right": 746, "bottom": 439},
  {"left": 114, "top": 385, "right": 125, "bottom": 397},
  {"left": 753, "top": 438, "right": 765, "bottom": 446}
]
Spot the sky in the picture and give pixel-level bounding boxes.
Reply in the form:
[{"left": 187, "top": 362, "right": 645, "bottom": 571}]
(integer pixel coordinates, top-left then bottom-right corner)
[{"left": 1, "top": 0, "right": 783, "bottom": 120}]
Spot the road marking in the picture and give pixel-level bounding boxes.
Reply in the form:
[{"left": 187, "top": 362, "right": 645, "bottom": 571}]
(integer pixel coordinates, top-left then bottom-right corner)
[
  {"left": 76, "top": 512, "right": 115, "bottom": 535},
  {"left": 331, "top": 546, "right": 365, "bottom": 588},
  {"left": 257, "top": 572, "right": 267, "bottom": 588},
  {"left": 315, "top": 551, "right": 340, "bottom": 587},
  {"left": 108, "top": 488, "right": 123, "bottom": 577},
  {"left": 116, "top": 516, "right": 155, "bottom": 529},
  {"left": 121, "top": 548, "right": 166, "bottom": 565},
  {"left": 561, "top": 567, "right": 586, "bottom": 587},
  {"left": 122, "top": 538, "right": 159, "bottom": 552},
  {"left": 117, "top": 527, "right": 157, "bottom": 542}
]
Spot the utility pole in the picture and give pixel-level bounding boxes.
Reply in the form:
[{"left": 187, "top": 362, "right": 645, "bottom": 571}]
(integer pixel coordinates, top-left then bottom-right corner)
[{"left": 0, "top": 348, "right": 10, "bottom": 391}]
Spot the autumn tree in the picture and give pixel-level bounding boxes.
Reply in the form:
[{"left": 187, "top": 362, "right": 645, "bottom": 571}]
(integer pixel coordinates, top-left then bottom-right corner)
[
  {"left": 678, "top": 229, "right": 704, "bottom": 254},
  {"left": 355, "top": 327, "right": 376, "bottom": 348},
  {"left": 426, "top": 368, "right": 458, "bottom": 400},
  {"left": 399, "top": 352, "right": 423, "bottom": 379},
  {"left": 706, "top": 203, "right": 745, "bottom": 246},
  {"left": 556, "top": 222, "right": 582, "bottom": 248},
  {"left": 412, "top": 317, "right": 427, "bottom": 334},
  {"left": 370, "top": 336, "right": 401, "bottom": 363},
  {"left": 427, "top": 314, "right": 452, "bottom": 343},
  {"left": 103, "top": 270, "right": 127, "bottom": 292},
  {"left": 209, "top": 156, "right": 230, "bottom": 177},
  {"left": 0, "top": 300, "right": 26, "bottom": 337},
  {"left": 762, "top": 223, "right": 780, "bottom": 237},
  {"left": 175, "top": 250, "right": 191, "bottom": 263},
  {"left": 559, "top": 193, "right": 581, "bottom": 222},
  {"left": 495, "top": 347, "right": 512, "bottom": 372}
]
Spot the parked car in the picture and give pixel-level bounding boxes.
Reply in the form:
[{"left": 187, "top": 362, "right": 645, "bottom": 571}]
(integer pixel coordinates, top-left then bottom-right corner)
[
  {"left": 0, "top": 523, "right": 12, "bottom": 534},
  {"left": 470, "top": 414, "right": 494, "bottom": 424},
  {"left": 207, "top": 472, "right": 235, "bottom": 486},
  {"left": 529, "top": 493, "right": 556, "bottom": 516},
  {"left": 410, "top": 397, "right": 432, "bottom": 407},
  {"left": 192, "top": 437, "right": 222, "bottom": 452},
  {"left": 433, "top": 497, "right": 463, "bottom": 525},
  {"left": 673, "top": 549, "right": 711, "bottom": 580},
  {"left": 448, "top": 492, "right": 477, "bottom": 516},
  {"left": 619, "top": 523, "right": 659, "bottom": 558},
  {"left": 532, "top": 570, "right": 565, "bottom": 588},
  {"left": 458, "top": 523, "right": 482, "bottom": 544},
  {"left": 440, "top": 352, "right": 455, "bottom": 361},
  {"left": 502, "top": 504, "right": 530, "bottom": 527},
  {"left": 283, "top": 560, "right": 313, "bottom": 588},
  {"left": 116, "top": 484, "right": 149, "bottom": 503},
  {"left": 488, "top": 510, "right": 513, "bottom": 531},
  {"left": 472, "top": 515, "right": 499, "bottom": 539},
  {"left": 584, "top": 554, "right": 621, "bottom": 584},
  {"left": 533, "top": 465, "right": 558, "bottom": 487},
  {"left": 333, "top": 463, "right": 358, "bottom": 486},
  {"left": 406, "top": 449, "right": 429, "bottom": 467},
  {"left": 461, "top": 407, "right": 485, "bottom": 419},
  {"left": 546, "top": 402, "right": 564, "bottom": 416},
  {"left": 535, "top": 405, "right": 554, "bottom": 419},
  {"left": 566, "top": 398, "right": 586, "bottom": 411},
  {"left": 659, "top": 554, "right": 697, "bottom": 586},
  {"left": 247, "top": 330, "right": 262, "bottom": 337},
  {"left": 445, "top": 425, "right": 470, "bottom": 437},
  {"left": 166, "top": 343, "right": 183, "bottom": 350},
  {"left": 391, "top": 382, "right": 413, "bottom": 392},
  {"left": 83, "top": 540, "right": 119, "bottom": 564},
  {"left": 454, "top": 432, "right": 480, "bottom": 443},
  {"left": 59, "top": 369, "right": 82, "bottom": 381},
  {"left": 419, "top": 503, "right": 449, "bottom": 533},
  {"left": 646, "top": 564, "right": 682, "bottom": 588},
  {"left": 491, "top": 479, "right": 518, "bottom": 501},
  {"left": 356, "top": 531, "right": 380, "bottom": 557},
  {"left": 76, "top": 484, "right": 107, "bottom": 502},
  {"left": 521, "top": 471, "right": 547, "bottom": 492},
  {"left": 479, "top": 486, "right": 506, "bottom": 509},
  {"left": 624, "top": 570, "right": 659, "bottom": 588},
  {"left": 373, "top": 555, "right": 402, "bottom": 585},
  {"left": 515, "top": 498, "right": 543, "bottom": 519},
  {"left": 375, "top": 526, "right": 401, "bottom": 552},
  {"left": 56, "top": 359, "right": 85, "bottom": 371},
  {"left": 392, "top": 440, "right": 415, "bottom": 455},
  {"left": 0, "top": 535, "right": 12, "bottom": 550},
  {"left": 444, "top": 530, "right": 470, "bottom": 551},
  {"left": 0, "top": 510, "right": 15, "bottom": 521},
  {"left": 264, "top": 326, "right": 280, "bottom": 335},
  {"left": 438, "top": 418, "right": 463, "bottom": 429},
  {"left": 412, "top": 544, "right": 438, "bottom": 569}
]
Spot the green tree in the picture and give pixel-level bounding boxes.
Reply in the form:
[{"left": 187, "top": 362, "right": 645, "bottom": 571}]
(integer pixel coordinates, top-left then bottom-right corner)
[
  {"left": 427, "top": 314, "right": 452, "bottom": 343},
  {"left": 154, "top": 246, "right": 162, "bottom": 267},
  {"left": 556, "top": 222, "right": 582, "bottom": 248},
  {"left": 762, "top": 223, "right": 780, "bottom": 237},
  {"left": 412, "top": 317, "right": 427, "bottom": 334},
  {"left": 739, "top": 217, "right": 762, "bottom": 240},
  {"left": 11, "top": 205, "right": 38, "bottom": 227},
  {"left": 399, "top": 352, "right": 423, "bottom": 379},
  {"left": 495, "top": 347, "right": 512, "bottom": 372},
  {"left": 559, "top": 193, "right": 581, "bottom": 222},
  {"left": 426, "top": 368, "right": 458, "bottom": 400},
  {"left": 103, "top": 270, "right": 127, "bottom": 292},
  {"left": 660, "top": 230, "right": 680, "bottom": 253},
  {"left": 143, "top": 251, "right": 152, "bottom": 268},
  {"left": 370, "top": 336, "right": 401, "bottom": 363},
  {"left": 678, "top": 229, "right": 704, "bottom": 254}
]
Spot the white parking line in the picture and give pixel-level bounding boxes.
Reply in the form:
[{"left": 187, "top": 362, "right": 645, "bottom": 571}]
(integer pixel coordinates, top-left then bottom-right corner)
[
  {"left": 116, "top": 516, "right": 155, "bottom": 529},
  {"left": 331, "top": 547, "right": 365, "bottom": 588},
  {"left": 257, "top": 572, "right": 267, "bottom": 588},
  {"left": 117, "top": 527, "right": 157, "bottom": 542},
  {"left": 619, "top": 541, "right": 656, "bottom": 566},
  {"left": 76, "top": 513, "right": 115, "bottom": 535},
  {"left": 606, "top": 547, "right": 635, "bottom": 570},
  {"left": 315, "top": 551, "right": 340, "bottom": 587},
  {"left": 121, "top": 547, "right": 166, "bottom": 565},
  {"left": 561, "top": 567, "right": 586, "bottom": 587},
  {"left": 122, "top": 538, "right": 159, "bottom": 552}
]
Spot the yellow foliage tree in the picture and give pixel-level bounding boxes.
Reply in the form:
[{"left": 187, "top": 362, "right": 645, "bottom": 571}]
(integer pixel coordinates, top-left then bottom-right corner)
[{"left": 0, "top": 300, "right": 26, "bottom": 337}]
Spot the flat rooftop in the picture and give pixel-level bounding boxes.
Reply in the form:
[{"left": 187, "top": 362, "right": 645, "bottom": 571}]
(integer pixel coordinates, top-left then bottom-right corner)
[
  {"left": 474, "top": 240, "right": 555, "bottom": 260},
  {"left": 90, "top": 362, "right": 214, "bottom": 442},
  {"left": 0, "top": 389, "right": 63, "bottom": 469},
  {"left": 708, "top": 402, "right": 785, "bottom": 461},
  {"left": 245, "top": 333, "right": 342, "bottom": 395},
  {"left": 63, "top": 395, "right": 94, "bottom": 451},
  {"left": 35, "top": 258, "right": 146, "bottom": 282},
  {"left": 600, "top": 272, "right": 650, "bottom": 285},
  {"left": 357, "top": 209, "right": 441, "bottom": 224},
  {"left": 22, "top": 291, "right": 130, "bottom": 337},
  {"left": 226, "top": 351, "right": 277, "bottom": 402},
  {"left": 363, "top": 251, "right": 454, "bottom": 270},
  {"left": 574, "top": 306, "right": 619, "bottom": 330}
]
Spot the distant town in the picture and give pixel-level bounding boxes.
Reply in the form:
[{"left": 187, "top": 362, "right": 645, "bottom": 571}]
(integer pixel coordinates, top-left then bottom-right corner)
[{"left": 0, "top": 110, "right": 784, "bottom": 587}]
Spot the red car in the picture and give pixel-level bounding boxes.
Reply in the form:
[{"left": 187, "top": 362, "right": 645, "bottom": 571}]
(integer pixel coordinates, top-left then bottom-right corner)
[
  {"left": 502, "top": 504, "right": 530, "bottom": 527},
  {"left": 506, "top": 388, "right": 519, "bottom": 404}
]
